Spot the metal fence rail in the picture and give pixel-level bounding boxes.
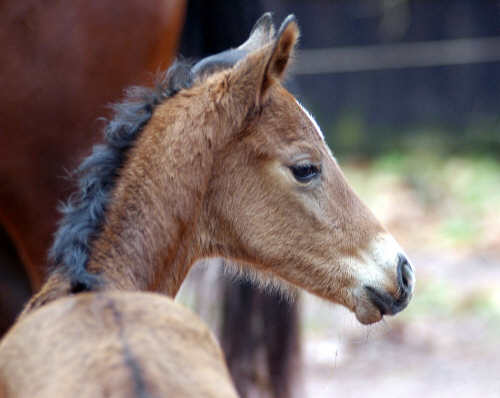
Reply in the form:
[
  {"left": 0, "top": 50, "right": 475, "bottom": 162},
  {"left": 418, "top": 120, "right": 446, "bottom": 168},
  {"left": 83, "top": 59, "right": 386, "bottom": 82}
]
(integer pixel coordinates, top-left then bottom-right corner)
[{"left": 294, "top": 36, "right": 500, "bottom": 74}]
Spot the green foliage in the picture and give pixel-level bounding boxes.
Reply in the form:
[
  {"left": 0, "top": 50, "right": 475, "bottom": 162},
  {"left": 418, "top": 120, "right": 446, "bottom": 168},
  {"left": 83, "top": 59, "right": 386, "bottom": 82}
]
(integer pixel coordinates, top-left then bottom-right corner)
[
  {"left": 399, "top": 281, "right": 500, "bottom": 327},
  {"left": 322, "top": 110, "right": 500, "bottom": 156},
  {"left": 340, "top": 149, "right": 500, "bottom": 248},
  {"left": 329, "top": 112, "right": 366, "bottom": 153}
]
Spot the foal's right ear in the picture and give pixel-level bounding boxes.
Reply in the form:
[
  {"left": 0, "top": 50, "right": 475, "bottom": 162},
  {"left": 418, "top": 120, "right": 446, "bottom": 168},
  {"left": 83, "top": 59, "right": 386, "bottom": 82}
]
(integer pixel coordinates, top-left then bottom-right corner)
[{"left": 238, "top": 12, "right": 275, "bottom": 52}]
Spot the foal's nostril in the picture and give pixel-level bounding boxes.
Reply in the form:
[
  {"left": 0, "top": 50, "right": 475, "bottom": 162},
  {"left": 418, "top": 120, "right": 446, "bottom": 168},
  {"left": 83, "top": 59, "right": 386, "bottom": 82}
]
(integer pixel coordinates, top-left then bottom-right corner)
[
  {"left": 397, "top": 254, "right": 414, "bottom": 293},
  {"left": 364, "top": 253, "right": 414, "bottom": 317}
]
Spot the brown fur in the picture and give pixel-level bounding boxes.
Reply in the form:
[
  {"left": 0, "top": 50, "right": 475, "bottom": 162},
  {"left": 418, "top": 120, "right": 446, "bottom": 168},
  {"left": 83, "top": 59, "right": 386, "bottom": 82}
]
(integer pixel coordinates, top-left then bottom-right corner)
[
  {"left": 0, "top": 291, "right": 238, "bottom": 398},
  {"left": 24, "top": 16, "right": 408, "bottom": 324}
]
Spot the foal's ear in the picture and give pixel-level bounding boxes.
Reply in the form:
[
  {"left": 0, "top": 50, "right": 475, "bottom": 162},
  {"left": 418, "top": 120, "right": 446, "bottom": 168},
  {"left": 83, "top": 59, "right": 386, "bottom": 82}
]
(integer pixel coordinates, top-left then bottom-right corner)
[
  {"left": 260, "top": 15, "right": 299, "bottom": 97},
  {"left": 238, "top": 12, "right": 275, "bottom": 52},
  {"left": 230, "top": 15, "right": 299, "bottom": 108}
]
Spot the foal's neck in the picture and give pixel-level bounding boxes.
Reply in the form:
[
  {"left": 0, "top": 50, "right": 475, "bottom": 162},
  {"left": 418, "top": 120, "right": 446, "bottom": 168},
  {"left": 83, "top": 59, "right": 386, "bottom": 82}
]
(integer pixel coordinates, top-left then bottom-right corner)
[
  {"left": 22, "top": 75, "right": 243, "bottom": 317},
  {"left": 87, "top": 88, "right": 225, "bottom": 296}
]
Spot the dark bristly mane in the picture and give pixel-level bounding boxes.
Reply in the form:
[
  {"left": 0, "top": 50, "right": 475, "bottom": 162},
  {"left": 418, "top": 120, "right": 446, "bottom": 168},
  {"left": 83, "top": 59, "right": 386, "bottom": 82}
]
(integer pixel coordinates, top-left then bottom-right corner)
[
  {"left": 49, "top": 42, "right": 250, "bottom": 294},
  {"left": 49, "top": 61, "right": 194, "bottom": 293}
]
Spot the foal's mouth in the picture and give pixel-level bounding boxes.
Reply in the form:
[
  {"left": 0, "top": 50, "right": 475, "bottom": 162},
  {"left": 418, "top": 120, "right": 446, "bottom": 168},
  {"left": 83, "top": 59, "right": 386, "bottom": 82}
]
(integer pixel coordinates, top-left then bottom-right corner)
[
  {"left": 356, "top": 254, "right": 415, "bottom": 324},
  {"left": 354, "top": 286, "right": 413, "bottom": 325},
  {"left": 364, "top": 285, "right": 412, "bottom": 317}
]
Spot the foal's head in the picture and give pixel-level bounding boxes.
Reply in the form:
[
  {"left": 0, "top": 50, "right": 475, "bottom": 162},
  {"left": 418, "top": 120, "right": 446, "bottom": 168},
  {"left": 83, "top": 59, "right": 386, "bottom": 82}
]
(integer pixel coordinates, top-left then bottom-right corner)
[
  {"left": 41, "top": 14, "right": 414, "bottom": 326},
  {"left": 198, "top": 14, "right": 415, "bottom": 324}
]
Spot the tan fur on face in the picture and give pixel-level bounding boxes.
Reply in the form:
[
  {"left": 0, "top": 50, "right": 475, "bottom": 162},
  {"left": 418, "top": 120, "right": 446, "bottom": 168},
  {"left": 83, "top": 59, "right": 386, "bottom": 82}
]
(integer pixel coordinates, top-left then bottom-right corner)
[{"left": 201, "top": 83, "right": 386, "bottom": 309}]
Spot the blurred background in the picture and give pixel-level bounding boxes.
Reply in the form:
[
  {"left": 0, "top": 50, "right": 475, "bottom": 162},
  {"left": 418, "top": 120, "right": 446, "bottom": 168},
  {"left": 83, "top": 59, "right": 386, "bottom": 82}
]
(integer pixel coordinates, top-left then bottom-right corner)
[
  {"left": 1, "top": 0, "right": 499, "bottom": 397},
  {"left": 179, "top": 1, "right": 500, "bottom": 397}
]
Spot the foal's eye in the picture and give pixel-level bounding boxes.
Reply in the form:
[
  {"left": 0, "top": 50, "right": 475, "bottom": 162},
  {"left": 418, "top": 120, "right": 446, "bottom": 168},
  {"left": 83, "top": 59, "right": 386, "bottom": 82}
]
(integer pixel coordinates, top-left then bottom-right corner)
[{"left": 289, "top": 164, "right": 321, "bottom": 183}]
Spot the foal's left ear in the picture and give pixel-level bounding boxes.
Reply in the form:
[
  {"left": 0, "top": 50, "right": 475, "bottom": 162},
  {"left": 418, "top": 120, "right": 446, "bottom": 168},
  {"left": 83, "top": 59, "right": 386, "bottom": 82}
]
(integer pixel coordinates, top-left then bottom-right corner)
[
  {"left": 231, "top": 15, "right": 299, "bottom": 108},
  {"left": 260, "top": 15, "right": 299, "bottom": 98}
]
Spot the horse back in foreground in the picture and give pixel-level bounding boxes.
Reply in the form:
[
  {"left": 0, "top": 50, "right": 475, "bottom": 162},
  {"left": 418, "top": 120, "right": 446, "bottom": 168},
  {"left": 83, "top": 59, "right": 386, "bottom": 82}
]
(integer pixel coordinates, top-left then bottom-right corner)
[{"left": 0, "top": 291, "right": 237, "bottom": 398}]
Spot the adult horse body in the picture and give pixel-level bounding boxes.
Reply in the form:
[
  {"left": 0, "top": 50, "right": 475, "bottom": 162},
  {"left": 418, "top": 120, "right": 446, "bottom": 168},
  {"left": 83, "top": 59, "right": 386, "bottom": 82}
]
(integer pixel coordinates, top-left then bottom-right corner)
[
  {"left": 0, "top": 0, "right": 186, "bottom": 330},
  {"left": 1, "top": 14, "right": 414, "bottom": 396}
]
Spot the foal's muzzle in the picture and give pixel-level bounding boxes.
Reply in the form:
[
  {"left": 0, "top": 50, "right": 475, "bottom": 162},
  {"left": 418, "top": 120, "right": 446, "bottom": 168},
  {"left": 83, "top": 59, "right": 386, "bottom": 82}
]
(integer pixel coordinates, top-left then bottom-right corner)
[{"left": 365, "top": 254, "right": 415, "bottom": 316}]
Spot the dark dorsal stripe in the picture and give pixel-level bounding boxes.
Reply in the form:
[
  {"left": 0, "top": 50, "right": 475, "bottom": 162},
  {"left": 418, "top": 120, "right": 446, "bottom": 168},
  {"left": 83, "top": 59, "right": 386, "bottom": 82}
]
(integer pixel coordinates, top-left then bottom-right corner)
[{"left": 49, "top": 49, "right": 251, "bottom": 293}]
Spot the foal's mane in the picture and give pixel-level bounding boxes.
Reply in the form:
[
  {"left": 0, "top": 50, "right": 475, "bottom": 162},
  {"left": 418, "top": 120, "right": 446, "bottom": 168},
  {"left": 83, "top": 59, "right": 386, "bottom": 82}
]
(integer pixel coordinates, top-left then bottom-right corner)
[
  {"left": 49, "top": 61, "right": 194, "bottom": 293},
  {"left": 48, "top": 24, "right": 264, "bottom": 293}
]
